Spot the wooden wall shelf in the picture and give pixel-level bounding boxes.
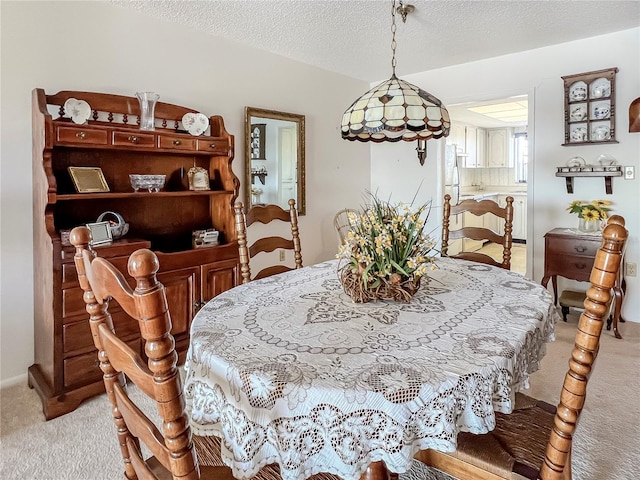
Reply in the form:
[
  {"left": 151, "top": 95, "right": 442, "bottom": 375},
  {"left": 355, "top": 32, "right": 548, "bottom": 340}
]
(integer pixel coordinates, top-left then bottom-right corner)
[{"left": 555, "top": 166, "right": 622, "bottom": 194}]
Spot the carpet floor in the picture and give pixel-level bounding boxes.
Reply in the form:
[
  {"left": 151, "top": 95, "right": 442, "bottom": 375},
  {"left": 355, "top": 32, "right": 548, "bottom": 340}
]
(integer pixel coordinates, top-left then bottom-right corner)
[{"left": 1, "top": 312, "right": 638, "bottom": 480}]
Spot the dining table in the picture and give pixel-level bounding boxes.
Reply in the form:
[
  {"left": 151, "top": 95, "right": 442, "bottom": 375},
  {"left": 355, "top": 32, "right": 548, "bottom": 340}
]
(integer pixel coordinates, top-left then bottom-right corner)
[{"left": 184, "top": 258, "right": 559, "bottom": 480}]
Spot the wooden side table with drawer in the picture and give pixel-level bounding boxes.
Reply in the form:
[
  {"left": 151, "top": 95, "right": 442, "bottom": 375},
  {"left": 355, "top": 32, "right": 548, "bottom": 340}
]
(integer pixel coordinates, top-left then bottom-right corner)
[{"left": 541, "top": 228, "right": 625, "bottom": 338}]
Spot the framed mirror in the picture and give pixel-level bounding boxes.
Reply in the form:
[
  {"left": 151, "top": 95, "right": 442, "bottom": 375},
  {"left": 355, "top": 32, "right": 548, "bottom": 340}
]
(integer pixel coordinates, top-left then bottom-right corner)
[{"left": 245, "top": 107, "right": 306, "bottom": 215}]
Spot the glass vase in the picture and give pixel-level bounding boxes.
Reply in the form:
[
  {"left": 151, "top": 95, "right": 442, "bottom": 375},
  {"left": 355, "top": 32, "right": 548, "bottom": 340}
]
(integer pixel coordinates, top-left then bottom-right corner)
[
  {"left": 578, "top": 217, "right": 600, "bottom": 233},
  {"left": 135, "top": 92, "right": 159, "bottom": 131}
]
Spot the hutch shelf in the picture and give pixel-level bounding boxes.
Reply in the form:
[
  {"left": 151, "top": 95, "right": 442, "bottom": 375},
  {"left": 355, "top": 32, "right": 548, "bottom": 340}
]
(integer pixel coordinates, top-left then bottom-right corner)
[{"left": 29, "top": 89, "right": 241, "bottom": 419}]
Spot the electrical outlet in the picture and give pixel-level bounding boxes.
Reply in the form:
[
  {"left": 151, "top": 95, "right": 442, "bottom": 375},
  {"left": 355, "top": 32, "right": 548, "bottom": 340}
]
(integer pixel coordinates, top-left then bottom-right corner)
[
  {"left": 624, "top": 166, "right": 635, "bottom": 180},
  {"left": 626, "top": 262, "right": 637, "bottom": 277},
  {"left": 279, "top": 250, "right": 285, "bottom": 261}
]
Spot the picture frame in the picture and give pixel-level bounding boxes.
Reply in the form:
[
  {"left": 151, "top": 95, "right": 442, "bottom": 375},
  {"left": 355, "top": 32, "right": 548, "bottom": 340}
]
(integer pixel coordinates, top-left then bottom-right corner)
[
  {"left": 86, "top": 221, "right": 113, "bottom": 246},
  {"left": 250, "top": 123, "right": 266, "bottom": 160},
  {"left": 187, "top": 166, "right": 210, "bottom": 191},
  {"left": 68, "top": 166, "right": 110, "bottom": 193}
]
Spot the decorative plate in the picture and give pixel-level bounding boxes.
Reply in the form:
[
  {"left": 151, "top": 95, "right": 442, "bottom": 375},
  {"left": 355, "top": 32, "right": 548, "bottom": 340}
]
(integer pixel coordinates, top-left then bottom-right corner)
[
  {"left": 182, "top": 112, "right": 209, "bottom": 136},
  {"left": 591, "top": 124, "right": 610, "bottom": 141},
  {"left": 64, "top": 98, "right": 91, "bottom": 125},
  {"left": 569, "top": 104, "right": 586, "bottom": 122}
]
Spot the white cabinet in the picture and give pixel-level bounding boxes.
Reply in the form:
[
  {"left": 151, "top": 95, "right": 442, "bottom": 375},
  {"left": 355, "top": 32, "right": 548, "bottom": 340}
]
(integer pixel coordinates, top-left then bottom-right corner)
[
  {"left": 482, "top": 194, "right": 499, "bottom": 234},
  {"left": 447, "top": 124, "right": 466, "bottom": 153},
  {"left": 462, "top": 211, "right": 483, "bottom": 252},
  {"left": 476, "top": 127, "right": 486, "bottom": 167},
  {"left": 498, "top": 194, "right": 527, "bottom": 241},
  {"left": 486, "top": 128, "right": 513, "bottom": 167},
  {"left": 464, "top": 125, "right": 478, "bottom": 167}
]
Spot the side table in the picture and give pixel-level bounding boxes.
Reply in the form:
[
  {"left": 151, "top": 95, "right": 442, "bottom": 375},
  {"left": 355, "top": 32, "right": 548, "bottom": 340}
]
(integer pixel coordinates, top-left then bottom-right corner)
[{"left": 541, "top": 228, "right": 626, "bottom": 338}]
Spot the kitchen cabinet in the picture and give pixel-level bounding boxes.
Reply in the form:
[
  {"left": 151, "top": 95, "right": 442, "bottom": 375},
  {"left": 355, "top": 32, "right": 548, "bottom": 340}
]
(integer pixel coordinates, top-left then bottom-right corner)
[
  {"left": 482, "top": 194, "right": 500, "bottom": 234},
  {"left": 462, "top": 210, "right": 484, "bottom": 252},
  {"left": 498, "top": 194, "right": 527, "bottom": 240},
  {"left": 476, "top": 127, "right": 486, "bottom": 167},
  {"left": 486, "top": 128, "right": 513, "bottom": 167},
  {"left": 464, "top": 125, "right": 478, "bottom": 167},
  {"left": 29, "top": 88, "right": 241, "bottom": 419},
  {"left": 448, "top": 123, "right": 466, "bottom": 153}
]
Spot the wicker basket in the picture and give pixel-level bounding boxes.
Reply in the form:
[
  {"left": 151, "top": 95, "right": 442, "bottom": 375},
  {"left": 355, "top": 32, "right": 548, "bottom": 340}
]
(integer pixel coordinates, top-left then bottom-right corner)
[{"left": 339, "top": 266, "right": 421, "bottom": 303}]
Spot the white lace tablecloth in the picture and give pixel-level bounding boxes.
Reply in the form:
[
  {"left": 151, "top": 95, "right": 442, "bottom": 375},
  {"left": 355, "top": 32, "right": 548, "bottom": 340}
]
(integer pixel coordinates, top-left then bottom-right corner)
[{"left": 184, "top": 258, "right": 559, "bottom": 480}]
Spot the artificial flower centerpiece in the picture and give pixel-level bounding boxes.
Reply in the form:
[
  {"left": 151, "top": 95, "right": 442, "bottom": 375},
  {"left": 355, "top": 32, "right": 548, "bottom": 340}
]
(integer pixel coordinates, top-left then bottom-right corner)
[
  {"left": 337, "top": 192, "right": 438, "bottom": 303},
  {"left": 566, "top": 200, "right": 612, "bottom": 232}
]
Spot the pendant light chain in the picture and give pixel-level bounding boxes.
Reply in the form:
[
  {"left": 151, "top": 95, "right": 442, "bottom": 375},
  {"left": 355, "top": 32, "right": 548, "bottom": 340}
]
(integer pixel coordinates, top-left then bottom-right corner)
[{"left": 391, "top": 0, "right": 397, "bottom": 76}]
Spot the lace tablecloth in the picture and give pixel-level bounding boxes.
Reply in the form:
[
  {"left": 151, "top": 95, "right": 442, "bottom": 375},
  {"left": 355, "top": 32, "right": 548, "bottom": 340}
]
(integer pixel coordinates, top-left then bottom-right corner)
[{"left": 184, "top": 258, "right": 559, "bottom": 480}]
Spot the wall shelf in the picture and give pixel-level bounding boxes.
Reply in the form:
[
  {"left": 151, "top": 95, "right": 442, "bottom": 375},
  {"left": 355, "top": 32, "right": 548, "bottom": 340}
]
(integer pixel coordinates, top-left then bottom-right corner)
[{"left": 555, "top": 166, "right": 622, "bottom": 194}]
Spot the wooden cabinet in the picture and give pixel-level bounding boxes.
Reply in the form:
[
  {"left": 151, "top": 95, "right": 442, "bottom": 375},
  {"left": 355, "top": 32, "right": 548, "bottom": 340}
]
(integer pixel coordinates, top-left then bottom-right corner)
[
  {"left": 29, "top": 89, "right": 241, "bottom": 419},
  {"left": 486, "top": 128, "right": 513, "bottom": 167},
  {"left": 541, "top": 228, "right": 625, "bottom": 338}
]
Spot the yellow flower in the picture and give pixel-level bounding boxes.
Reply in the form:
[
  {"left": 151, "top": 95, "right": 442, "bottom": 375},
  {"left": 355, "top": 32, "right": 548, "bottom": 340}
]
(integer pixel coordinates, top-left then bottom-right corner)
[
  {"left": 582, "top": 209, "right": 599, "bottom": 221},
  {"left": 591, "top": 200, "right": 612, "bottom": 207}
]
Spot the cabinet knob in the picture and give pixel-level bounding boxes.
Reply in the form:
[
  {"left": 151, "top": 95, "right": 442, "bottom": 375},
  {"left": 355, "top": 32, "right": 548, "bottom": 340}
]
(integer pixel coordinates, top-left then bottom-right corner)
[
  {"left": 173, "top": 139, "right": 181, "bottom": 146},
  {"left": 128, "top": 135, "right": 139, "bottom": 144},
  {"left": 209, "top": 143, "right": 216, "bottom": 149},
  {"left": 575, "top": 262, "right": 587, "bottom": 270},
  {"left": 574, "top": 245, "right": 587, "bottom": 253},
  {"left": 76, "top": 131, "right": 87, "bottom": 140}
]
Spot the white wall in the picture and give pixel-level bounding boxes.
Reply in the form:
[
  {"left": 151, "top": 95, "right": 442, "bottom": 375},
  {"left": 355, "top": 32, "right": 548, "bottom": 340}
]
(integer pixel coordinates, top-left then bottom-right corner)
[
  {"left": 0, "top": 1, "right": 370, "bottom": 384},
  {"left": 372, "top": 28, "right": 640, "bottom": 323}
]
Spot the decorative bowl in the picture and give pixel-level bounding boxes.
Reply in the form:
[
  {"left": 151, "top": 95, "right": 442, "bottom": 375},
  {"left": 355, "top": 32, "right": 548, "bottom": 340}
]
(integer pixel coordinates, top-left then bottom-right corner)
[{"left": 129, "top": 174, "right": 166, "bottom": 192}]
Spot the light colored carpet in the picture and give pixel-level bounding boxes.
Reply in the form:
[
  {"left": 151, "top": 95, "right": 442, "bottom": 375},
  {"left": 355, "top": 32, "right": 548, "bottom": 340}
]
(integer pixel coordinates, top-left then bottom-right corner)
[{"left": 1, "top": 314, "right": 638, "bottom": 480}]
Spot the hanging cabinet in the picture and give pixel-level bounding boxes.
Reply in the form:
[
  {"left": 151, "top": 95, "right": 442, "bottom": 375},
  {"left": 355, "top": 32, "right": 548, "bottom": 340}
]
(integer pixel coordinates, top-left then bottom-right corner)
[{"left": 29, "top": 89, "right": 240, "bottom": 419}]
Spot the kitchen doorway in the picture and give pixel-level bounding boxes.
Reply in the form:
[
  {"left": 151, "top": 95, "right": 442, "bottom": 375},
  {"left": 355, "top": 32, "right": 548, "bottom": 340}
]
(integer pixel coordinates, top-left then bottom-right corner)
[{"left": 444, "top": 93, "right": 530, "bottom": 276}]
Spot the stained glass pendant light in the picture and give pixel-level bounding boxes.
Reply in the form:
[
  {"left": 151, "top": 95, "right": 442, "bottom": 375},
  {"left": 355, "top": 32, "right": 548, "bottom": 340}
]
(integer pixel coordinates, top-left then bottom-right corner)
[{"left": 340, "top": 0, "right": 450, "bottom": 165}]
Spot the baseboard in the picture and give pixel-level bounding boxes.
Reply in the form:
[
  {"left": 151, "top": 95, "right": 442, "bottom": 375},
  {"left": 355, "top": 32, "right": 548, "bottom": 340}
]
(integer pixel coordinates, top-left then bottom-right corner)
[
  {"left": 513, "top": 239, "right": 526, "bottom": 244},
  {"left": 0, "top": 372, "right": 28, "bottom": 389}
]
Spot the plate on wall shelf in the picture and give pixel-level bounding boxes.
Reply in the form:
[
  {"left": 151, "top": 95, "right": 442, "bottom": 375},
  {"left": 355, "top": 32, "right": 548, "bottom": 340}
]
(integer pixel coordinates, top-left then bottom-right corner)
[
  {"left": 64, "top": 98, "right": 92, "bottom": 125},
  {"left": 569, "top": 81, "right": 588, "bottom": 101},
  {"left": 590, "top": 77, "right": 611, "bottom": 98},
  {"left": 182, "top": 112, "right": 209, "bottom": 136}
]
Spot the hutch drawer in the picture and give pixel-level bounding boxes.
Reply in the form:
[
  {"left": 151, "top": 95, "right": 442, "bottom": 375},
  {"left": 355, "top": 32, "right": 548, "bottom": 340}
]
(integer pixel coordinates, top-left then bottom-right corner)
[
  {"left": 62, "top": 309, "right": 139, "bottom": 354},
  {"left": 112, "top": 131, "right": 155, "bottom": 147},
  {"left": 197, "top": 138, "right": 229, "bottom": 155},
  {"left": 57, "top": 126, "right": 108, "bottom": 145},
  {"left": 158, "top": 134, "right": 197, "bottom": 150}
]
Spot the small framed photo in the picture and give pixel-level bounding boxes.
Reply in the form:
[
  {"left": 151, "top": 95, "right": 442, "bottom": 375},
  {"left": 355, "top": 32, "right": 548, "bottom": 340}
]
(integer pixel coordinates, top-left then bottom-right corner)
[
  {"left": 86, "top": 221, "right": 113, "bottom": 246},
  {"left": 68, "top": 167, "right": 110, "bottom": 193},
  {"left": 187, "top": 166, "right": 210, "bottom": 191}
]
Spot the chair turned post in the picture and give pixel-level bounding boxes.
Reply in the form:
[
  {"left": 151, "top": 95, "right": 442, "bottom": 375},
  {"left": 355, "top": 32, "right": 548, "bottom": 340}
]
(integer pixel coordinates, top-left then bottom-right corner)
[
  {"left": 441, "top": 194, "right": 451, "bottom": 257},
  {"left": 234, "top": 201, "right": 252, "bottom": 284},
  {"left": 289, "top": 198, "right": 303, "bottom": 269},
  {"left": 69, "top": 226, "right": 137, "bottom": 479},
  {"left": 540, "top": 222, "right": 627, "bottom": 479},
  {"left": 502, "top": 196, "right": 514, "bottom": 270}
]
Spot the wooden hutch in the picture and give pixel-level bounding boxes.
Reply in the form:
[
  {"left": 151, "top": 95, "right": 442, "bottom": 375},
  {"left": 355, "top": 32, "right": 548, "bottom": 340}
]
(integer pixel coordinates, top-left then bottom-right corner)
[{"left": 29, "top": 89, "right": 240, "bottom": 419}]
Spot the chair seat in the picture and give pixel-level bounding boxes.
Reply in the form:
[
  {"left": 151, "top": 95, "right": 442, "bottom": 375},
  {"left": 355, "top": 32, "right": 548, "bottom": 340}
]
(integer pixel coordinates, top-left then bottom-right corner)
[
  {"left": 193, "top": 435, "right": 341, "bottom": 480},
  {"left": 416, "top": 393, "right": 557, "bottom": 480}
]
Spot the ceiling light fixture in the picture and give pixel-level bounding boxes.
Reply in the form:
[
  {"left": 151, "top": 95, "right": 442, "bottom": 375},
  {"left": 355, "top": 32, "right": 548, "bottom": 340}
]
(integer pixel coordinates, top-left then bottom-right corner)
[{"left": 340, "top": 0, "right": 450, "bottom": 165}]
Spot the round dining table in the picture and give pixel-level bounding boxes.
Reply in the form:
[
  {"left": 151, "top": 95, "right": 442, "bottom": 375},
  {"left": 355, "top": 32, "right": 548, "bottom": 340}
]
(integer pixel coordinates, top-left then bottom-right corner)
[{"left": 184, "top": 258, "right": 559, "bottom": 480}]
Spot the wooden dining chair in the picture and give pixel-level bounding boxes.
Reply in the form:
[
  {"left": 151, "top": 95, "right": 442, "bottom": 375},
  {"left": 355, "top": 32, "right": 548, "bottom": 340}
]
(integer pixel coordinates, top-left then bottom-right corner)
[
  {"left": 333, "top": 208, "right": 358, "bottom": 245},
  {"left": 415, "top": 216, "right": 628, "bottom": 480},
  {"left": 441, "top": 193, "right": 514, "bottom": 270},
  {"left": 69, "top": 225, "right": 339, "bottom": 480},
  {"left": 234, "top": 199, "right": 303, "bottom": 284}
]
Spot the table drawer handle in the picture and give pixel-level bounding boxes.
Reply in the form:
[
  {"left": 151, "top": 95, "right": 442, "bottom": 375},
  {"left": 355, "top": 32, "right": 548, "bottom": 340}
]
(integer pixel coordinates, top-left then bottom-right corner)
[
  {"left": 574, "top": 245, "right": 587, "bottom": 253},
  {"left": 574, "top": 262, "right": 588, "bottom": 270},
  {"left": 76, "top": 131, "right": 87, "bottom": 140},
  {"left": 173, "top": 139, "right": 181, "bottom": 146},
  {"left": 128, "top": 135, "right": 139, "bottom": 144},
  {"left": 209, "top": 143, "right": 216, "bottom": 149}
]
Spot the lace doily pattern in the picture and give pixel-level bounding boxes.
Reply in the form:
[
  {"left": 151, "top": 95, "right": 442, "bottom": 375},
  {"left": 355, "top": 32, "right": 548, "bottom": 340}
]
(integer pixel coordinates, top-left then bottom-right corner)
[{"left": 185, "top": 259, "right": 559, "bottom": 480}]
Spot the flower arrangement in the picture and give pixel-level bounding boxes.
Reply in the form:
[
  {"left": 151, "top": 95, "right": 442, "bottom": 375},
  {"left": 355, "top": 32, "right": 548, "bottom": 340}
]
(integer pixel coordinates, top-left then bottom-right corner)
[
  {"left": 566, "top": 200, "right": 612, "bottom": 221},
  {"left": 336, "top": 192, "right": 438, "bottom": 303}
]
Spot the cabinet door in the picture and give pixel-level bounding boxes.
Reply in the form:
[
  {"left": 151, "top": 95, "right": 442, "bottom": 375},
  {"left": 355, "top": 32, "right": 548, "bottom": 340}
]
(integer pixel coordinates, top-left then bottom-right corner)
[
  {"left": 201, "top": 259, "right": 239, "bottom": 304},
  {"left": 512, "top": 197, "right": 527, "bottom": 240},
  {"left": 487, "top": 129, "right": 511, "bottom": 167},
  {"left": 483, "top": 195, "right": 499, "bottom": 233},
  {"left": 476, "top": 128, "right": 486, "bottom": 167},
  {"left": 157, "top": 267, "right": 200, "bottom": 337},
  {"left": 447, "top": 124, "right": 466, "bottom": 154},
  {"left": 465, "top": 126, "right": 478, "bottom": 167}
]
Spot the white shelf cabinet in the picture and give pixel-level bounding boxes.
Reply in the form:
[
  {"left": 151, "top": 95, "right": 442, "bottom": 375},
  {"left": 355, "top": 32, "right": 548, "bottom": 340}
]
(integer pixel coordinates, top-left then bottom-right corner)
[{"left": 486, "top": 128, "right": 513, "bottom": 167}]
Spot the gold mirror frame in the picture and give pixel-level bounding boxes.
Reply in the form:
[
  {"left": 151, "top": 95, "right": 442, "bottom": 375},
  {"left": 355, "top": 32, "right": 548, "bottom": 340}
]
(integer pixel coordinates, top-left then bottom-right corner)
[{"left": 244, "top": 107, "right": 306, "bottom": 215}]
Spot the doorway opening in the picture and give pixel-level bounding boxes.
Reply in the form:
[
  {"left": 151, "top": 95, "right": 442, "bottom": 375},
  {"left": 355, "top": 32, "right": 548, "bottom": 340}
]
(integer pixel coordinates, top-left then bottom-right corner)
[{"left": 444, "top": 94, "right": 530, "bottom": 276}]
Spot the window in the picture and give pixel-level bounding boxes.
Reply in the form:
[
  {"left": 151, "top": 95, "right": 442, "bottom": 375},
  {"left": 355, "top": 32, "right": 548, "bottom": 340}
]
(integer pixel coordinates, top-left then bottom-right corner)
[{"left": 514, "top": 132, "right": 528, "bottom": 183}]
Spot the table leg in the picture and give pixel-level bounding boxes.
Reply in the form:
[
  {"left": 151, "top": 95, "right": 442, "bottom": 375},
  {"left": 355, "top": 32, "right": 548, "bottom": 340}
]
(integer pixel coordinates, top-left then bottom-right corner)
[{"left": 359, "top": 461, "right": 398, "bottom": 480}]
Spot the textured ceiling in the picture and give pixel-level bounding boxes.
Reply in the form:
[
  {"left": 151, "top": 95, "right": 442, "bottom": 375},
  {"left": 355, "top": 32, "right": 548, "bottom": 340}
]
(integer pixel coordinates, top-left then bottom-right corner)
[{"left": 112, "top": 0, "right": 640, "bottom": 83}]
